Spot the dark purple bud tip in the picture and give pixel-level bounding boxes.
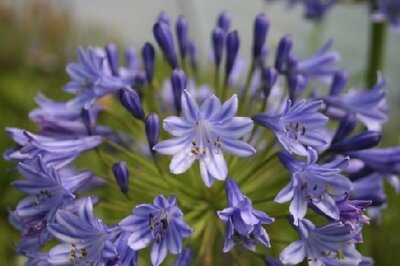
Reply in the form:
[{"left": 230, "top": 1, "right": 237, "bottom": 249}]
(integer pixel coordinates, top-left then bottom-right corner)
[
  {"left": 275, "top": 35, "right": 293, "bottom": 72},
  {"left": 112, "top": 161, "right": 129, "bottom": 195},
  {"left": 81, "top": 107, "right": 96, "bottom": 135},
  {"left": 330, "top": 70, "right": 348, "bottom": 95},
  {"left": 118, "top": 86, "right": 145, "bottom": 120},
  {"left": 261, "top": 67, "right": 278, "bottom": 99},
  {"left": 141, "top": 42, "right": 155, "bottom": 82},
  {"left": 134, "top": 72, "right": 146, "bottom": 87},
  {"left": 105, "top": 43, "right": 119, "bottom": 76},
  {"left": 252, "top": 14, "right": 269, "bottom": 60},
  {"left": 212, "top": 28, "right": 224, "bottom": 67},
  {"left": 153, "top": 22, "right": 178, "bottom": 69},
  {"left": 145, "top": 113, "right": 160, "bottom": 154},
  {"left": 216, "top": 10, "right": 231, "bottom": 33},
  {"left": 287, "top": 74, "right": 306, "bottom": 102},
  {"left": 331, "top": 131, "right": 382, "bottom": 153},
  {"left": 176, "top": 15, "right": 188, "bottom": 59},
  {"left": 171, "top": 68, "right": 187, "bottom": 114},
  {"left": 225, "top": 31, "right": 240, "bottom": 78}
]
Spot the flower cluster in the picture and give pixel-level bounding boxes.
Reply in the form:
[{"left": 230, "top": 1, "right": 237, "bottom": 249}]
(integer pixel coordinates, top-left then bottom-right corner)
[{"left": 4, "top": 10, "right": 399, "bottom": 266}]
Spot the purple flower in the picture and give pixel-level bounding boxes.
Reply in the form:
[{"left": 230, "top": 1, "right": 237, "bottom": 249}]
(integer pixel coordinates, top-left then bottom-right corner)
[
  {"left": 350, "top": 173, "right": 387, "bottom": 207},
  {"left": 275, "top": 148, "right": 352, "bottom": 225},
  {"left": 48, "top": 198, "right": 117, "bottom": 265},
  {"left": 253, "top": 99, "right": 328, "bottom": 156},
  {"left": 336, "top": 194, "right": 370, "bottom": 230},
  {"left": 112, "top": 161, "right": 130, "bottom": 195},
  {"left": 289, "top": 0, "right": 335, "bottom": 20},
  {"left": 154, "top": 90, "right": 255, "bottom": 187},
  {"left": 4, "top": 128, "right": 103, "bottom": 169},
  {"left": 217, "top": 178, "right": 274, "bottom": 252},
  {"left": 107, "top": 226, "right": 138, "bottom": 266},
  {"left": 65, "top": 47, "right": 126, "bottom": 109},
  {"left": 373, "top": 0, "right": 400, "bottom": 33},
  {"left": 280, "top": 219, "right": 363, "bottom": 265},
  {"left": 119, "top": 195, "right": 192, "bottom": 266},
  {"left": 324, "top": 77, "right": 388, "bottom": 130}
]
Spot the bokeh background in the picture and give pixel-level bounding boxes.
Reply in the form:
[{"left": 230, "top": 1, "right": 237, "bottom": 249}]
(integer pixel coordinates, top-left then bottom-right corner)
[{"left": 0, "top": 0, "right": 399, "bottom": 265}]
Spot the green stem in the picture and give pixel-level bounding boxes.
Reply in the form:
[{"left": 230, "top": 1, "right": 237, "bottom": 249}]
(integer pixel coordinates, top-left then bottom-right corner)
[
  {"left": 238, "top": 62, "right": 255, "bottom": 115},
  {"left": 366, "top": 1, "right": 387, "bottom": 88}
]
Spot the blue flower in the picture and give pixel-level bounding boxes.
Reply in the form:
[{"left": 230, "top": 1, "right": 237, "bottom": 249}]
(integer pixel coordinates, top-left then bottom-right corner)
[
  {"left": 48, "top": 198, "right": 118, "bottom": 265},
  {"left": 4, "top": 128, "right": 103, "bottom": 169},
  {"left": 253, "top": 99, "right": 328, "bottom": 156},
  {"left": 348, "top": 147, "right": 400, "bottom": 193},
  {"left": 373, "top": 0, "right": 400, "bottom": 33},
  {"left": 275, "top": 148, "right": 352, "bottom": 225},
  {"left": 280, "top": 219, "right": 363, "bottom": 265},
  {"left": 289, "top": 0, "right": 335, "bottom": 20},
  {"left": 119, "top": 195, "right": 192, "bottom": 266},
  {"left": 107, "top": 226, "right": 138, "bottom": 266},
  {"left": 154, "top": 90, "right": 255, "bottom": 187},
  {"left": 10, "top": 155, "right": 99, "bottom": 252},
  {"left": 336, "top": 194, "right": 370, "bottom": 230},
  {"left": 65, "top": 47, "right": 126, "bottom": 109},
  {"left": 217, "top": 178, "right": 274, "bottom": 252},
  {"left": 324, "top": 77, "right": 388, "bottom": 130}
]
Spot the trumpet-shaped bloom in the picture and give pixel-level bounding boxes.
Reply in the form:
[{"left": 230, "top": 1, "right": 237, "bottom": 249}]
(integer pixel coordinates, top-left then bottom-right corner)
[
  {"left": 280, "top": 219, "right": 363, "bottom": 265},
  {"left": 275, "top": 148, "right": 352, "bottom": 225},
  {"left": 4, "top": 128, "right": 103, "bottom": 169},
  {"left": 48, "top": 198, "right": 117, "bottom": 265},
  {"left": 217, "top": 178, "right": 274, "bottom": 252},
  {"left": 119, "top": 195, "right": 192, "bottom": 266},
  {"left": 324, "top": 78, "right": 388, "bottom": 130},
  {"left": 253, "top": 99, "right": 328, "bottom": 156},
  {"left": 154, "top": 90, "right": 255, "bottom": 187}
]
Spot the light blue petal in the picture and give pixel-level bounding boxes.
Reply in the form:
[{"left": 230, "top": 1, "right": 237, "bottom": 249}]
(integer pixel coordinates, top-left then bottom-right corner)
[
  {"left": 220, "top": 138, "right": 255, "bottom": 157},
  {"left": 151, "top": 238, "right": 168, "bottom": 266},
  {"left": 279, "top": 240, "right": 306, "bottom": 265}
]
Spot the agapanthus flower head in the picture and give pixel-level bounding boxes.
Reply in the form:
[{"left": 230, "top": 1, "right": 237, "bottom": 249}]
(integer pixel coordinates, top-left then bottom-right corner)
[
  {"left": 154, "top": 90, "right": 255, "bottom": 187},
  {"left": 253, "top": 99, "right": 328, "bottom": 156},
  {"left": 275, "top": 148, "right": 352, "bottom": 225},
  {"left": 280, "top": 218, "right": 363, "bottom": 265},
  {"left": 119, "top": 195, "right": 192, "bottom": 266},
  {"left": 48, "top": 198, "right": 118, "bottom": 265},
  {"left": 218, "top": 178, "right": 274, "bottom": 252}
]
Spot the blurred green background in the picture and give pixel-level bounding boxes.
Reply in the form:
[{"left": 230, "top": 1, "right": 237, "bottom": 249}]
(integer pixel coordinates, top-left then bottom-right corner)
[{"left": 0, "top": 0, "right": 399, "bottom": 265}]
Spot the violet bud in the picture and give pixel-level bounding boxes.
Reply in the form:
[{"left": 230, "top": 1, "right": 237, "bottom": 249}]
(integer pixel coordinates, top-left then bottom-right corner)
[
  {"left": 216, "top": 10, "right": 231, "bottom": 33},
  {"left": 134, "top": 72, "right": 146, "bottom": 87},
  {"left": 261, "top": 67, "right": 278, "bottom": 99},
  {"left": 274, "top": 35, "right": 293, "bottom": 72},
  {"left": 118, "top": 86, "right": 145, "bottom": 120},
  {"left": 330, "top": 70, "right": 348, "bottom": 95},
  {"left": 252, "top": 14, "right": 269, "bottom": 61},
  {"left": 153, "top": 22, "right": 178, "bottom": 69},
  {"left": 176, "top": 15, "right": 188, "bottom": 60},
  {"left": 125, "top": 47, "right": 138, "bottom": 71},
  {"left": 145, "top": 113, "right": 160, "bottom": 154},
  {"left": 188, "top": 40, "right": 198, "bottom": 71},
  {"left": 171, "top": 69, "right": 186, "bottom": 114},
  {"left": 105, "top": 43, "right": 119, "bottom": 76},
  {"left": 225, "top": 31, "right": 240, "bottom": 79},
  {"left": 332, "top": 114, "right": 357, "bottom": 142},
  {"left": 112, "top": 161, "right": 129, "bottom": 195},
  {"left": 157, "top": 11, "right": 170, "bottom": 25},
  {"left": 141, "top": 42, "right": 155, "bottom": 82},
  {"left": 81, "top": 107, "right": 96, "bottom": 135},
  {"left": 331, "top": 131, "right": 382, "bottom": 153},
  {"left": 287, "top": 74, "right": 306, "bottom": 102},
  {"left": 212, "top": 28, "right": 224, "bottom": 67}
]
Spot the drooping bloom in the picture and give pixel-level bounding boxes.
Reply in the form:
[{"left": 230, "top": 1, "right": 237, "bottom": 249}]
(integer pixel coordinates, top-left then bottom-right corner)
[
  {"left": 280, "top": 219, "right": 363, "bottom": 265},
  {"left": 324, "top": 77, "right": 388, "bottom": 130},
  {"left": 217, "top": 178, "right": 274, "bottom": 252},
  {"left": 253, "top": 99, "right": 328, "bottom": 156},
  {"left": 373, "top": 0, "right": 400, "bottom": 33},
  {"left": 154, "top": 90, "right": 255, "bottom": 187},
  {"left": 65, "top": 47, "right": 126, "bottom": 109},
  {"left": 288, "top": 0, "right": 335, "bottom": 20},
  {"left": 275, "top": 148, "right": 352, "bottom": 225},
  {"left": 4, "top": 128, "right": 103, "bottom": 169},
  {"left": 119, "top": 195, "right": 192, "bottom": 266},
  {"left": 47, "top": 198, "right": 118, "bottom": 265}
]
